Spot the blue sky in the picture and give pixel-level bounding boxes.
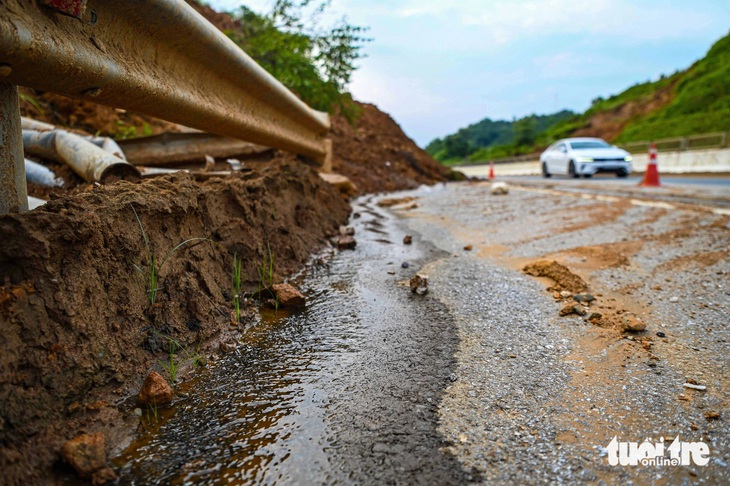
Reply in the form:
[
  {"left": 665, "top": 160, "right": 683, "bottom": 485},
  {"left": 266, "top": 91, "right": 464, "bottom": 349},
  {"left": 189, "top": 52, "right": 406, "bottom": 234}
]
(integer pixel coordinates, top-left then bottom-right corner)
[{"left": 209, "top": 0, "right": 730, "bottom": 147}]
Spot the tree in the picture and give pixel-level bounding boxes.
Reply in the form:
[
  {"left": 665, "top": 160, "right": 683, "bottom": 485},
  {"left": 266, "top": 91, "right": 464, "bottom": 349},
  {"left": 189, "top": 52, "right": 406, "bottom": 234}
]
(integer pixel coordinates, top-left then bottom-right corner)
[{"left": 226, "top": 1, "right": 370, "bottom": 116}]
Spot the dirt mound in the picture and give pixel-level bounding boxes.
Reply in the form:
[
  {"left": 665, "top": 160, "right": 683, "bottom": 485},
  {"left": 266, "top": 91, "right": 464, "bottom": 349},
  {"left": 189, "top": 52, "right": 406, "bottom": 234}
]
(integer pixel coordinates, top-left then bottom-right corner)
[
  {"left": 331, "top": 103, "right": 453, "bottom": 193},
  {"left": 523, "top": 260, "right": 588, "bottom": 294},
  {"left": 0, "top": 157, "right": 349, "bottom": 483}
]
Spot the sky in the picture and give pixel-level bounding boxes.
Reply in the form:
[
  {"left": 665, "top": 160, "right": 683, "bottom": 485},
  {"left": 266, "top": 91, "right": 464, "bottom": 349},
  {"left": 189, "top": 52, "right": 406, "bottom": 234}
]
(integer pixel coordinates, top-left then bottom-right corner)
[{"left": 209, "top": 0, "right": 730, "bottom": 147}]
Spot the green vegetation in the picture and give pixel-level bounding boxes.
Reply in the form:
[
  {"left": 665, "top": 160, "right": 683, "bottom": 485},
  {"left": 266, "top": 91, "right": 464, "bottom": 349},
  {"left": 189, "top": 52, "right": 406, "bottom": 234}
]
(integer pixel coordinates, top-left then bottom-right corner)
[
  {"left": 426, "top": 111, "right": 575, "bottom": 164},
  {"left": 160, "top": 338, "right": 180, "bottom": 385},
  {"left": 258, "top": 243, "right": 279, "bottom": 310},
  {"left": 429, "top": 30, "right": 730, "bottom": 164},
  {"left": 131, "top": 204, "right": 209, "bottom": 305},
  {"left": 232, "top": 254, "right": 243, "bottom": 322},
  {"left": 223, "top": 0, "right": 370, "bottom": 119}
]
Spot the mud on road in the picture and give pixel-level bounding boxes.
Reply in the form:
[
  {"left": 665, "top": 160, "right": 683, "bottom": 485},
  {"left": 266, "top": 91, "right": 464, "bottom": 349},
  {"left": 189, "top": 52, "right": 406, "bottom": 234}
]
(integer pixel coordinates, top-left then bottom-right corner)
[
  {"left": 394, "top": 180, "right": 729, "bottom": 484},
  {"left": 114, "top": 178, "right": 728, "bottom": 484}
]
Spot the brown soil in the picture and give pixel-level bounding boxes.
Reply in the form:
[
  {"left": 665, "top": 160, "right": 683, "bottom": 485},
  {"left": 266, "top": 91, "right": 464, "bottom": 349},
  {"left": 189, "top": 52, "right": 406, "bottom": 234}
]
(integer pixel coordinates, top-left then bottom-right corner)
[
  {"left": 0, "top": 156, "right": 351, "bottom": 483},
  {"left": 5, "top": 2, "right": 457, "bottom": 482},
  {"left": 522, "top": 260, "right": 588, "bottom": 293},
  {"left": 572, "top": 80, "right": 678, "bottom": 141},
  {"left": 330, "top": 103, "right": 453, "bottom": 194}
]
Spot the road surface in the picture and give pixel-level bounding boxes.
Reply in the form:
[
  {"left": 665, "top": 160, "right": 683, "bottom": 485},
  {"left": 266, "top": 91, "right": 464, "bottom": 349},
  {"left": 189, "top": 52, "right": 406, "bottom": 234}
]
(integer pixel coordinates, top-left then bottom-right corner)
[{"left": 115, "top": 180, "right": 730, "bottom": 485}]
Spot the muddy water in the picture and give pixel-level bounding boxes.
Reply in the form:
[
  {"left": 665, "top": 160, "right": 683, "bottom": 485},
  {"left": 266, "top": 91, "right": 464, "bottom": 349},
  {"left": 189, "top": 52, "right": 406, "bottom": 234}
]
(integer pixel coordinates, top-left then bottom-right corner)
[{"left": 114, "top": 196, "right": 476, "bottom": 484}]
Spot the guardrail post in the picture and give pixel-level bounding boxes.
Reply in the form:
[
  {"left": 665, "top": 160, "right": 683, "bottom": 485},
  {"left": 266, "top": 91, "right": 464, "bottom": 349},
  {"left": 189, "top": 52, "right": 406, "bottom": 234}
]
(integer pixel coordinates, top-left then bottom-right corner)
[{"left": 0, "top": 82, "right": 28, "bottom": 214}]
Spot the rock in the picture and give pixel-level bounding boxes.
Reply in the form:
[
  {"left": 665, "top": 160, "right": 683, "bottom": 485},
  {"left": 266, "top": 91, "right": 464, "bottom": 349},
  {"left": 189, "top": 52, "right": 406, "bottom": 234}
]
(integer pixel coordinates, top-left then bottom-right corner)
[
  {"left": 92, "top": 467, "right": 118, "bottom": 485},
  {"left": 410, "top": 274, "right": 429, "bottom": 295},
  {"left": 573, "top": 293, "right": 595, "bottom": 303},
  {"left": 401, "top": 262, "right": 410, "bottom": 269},
  {"left": 403, "top": 235, "right": 413, "bottom": 245},
  {"left": 271, "top": 283, "right": 306, "bottom": 308},
  {"left": 621, "top": 314, "right": 646, "bottom": 332},
  {"left": 219, "top": 339, "right": 237, "bottom": 353},
  {"left": 137, "top": 371, "right": 173, "bottom": 406},
  {"left": 449, "top": 373, "right": 458, "bottom": 382},
  {"left": 339, "top": 225, "right": 355, "bottom": 236},
  {"left": 656, "top": 331, "right": 666, "bottom": 338},
  {"left": 669, "top": 296, "right": 679, "bottom": 303},
  {"left": 552, "top": 292, "right": 561, "bottom": 300},
  {"left": 588, "top": 312, "right": 603, "bottom": 324},
  {"left": 490, "top": 182, "right": 509, "bottom": 195},
  {"left": 704, "top": 410, "right": 720, "bottom": 420},
  {"left": 559, "top": 304, "right": 586, "bottom": 317},
  {"left": 559, "top": 304, "right": 575, "bottom": 316},
  {"left": 463, "top": 245, "right": 473, "bottom": 251},
  {"left": 560, "top": 290, "right": 572, "bottom": 298},
  {"left": 336, "top": 235, "right": 357, "bottom": 250},
  {"left": 61, "top": 432, "right": 107, "bottom": 479},
  {"left": 132, "top": 408, "right": 142, "bottom": 417}
]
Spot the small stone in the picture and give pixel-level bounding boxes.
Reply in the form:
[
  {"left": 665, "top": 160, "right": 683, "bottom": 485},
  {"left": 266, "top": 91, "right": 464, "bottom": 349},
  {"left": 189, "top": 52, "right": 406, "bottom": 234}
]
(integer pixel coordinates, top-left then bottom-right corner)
[
  {"left": 491, "top": 182, "right": 509, "bottom": 195},
  {"left": 339, "top": 225, "right": 355, "bottom": 236},
  {"left": 463, "top": 245, "right": 473, "bottom": 251},
  {"left": 573, "top": 293, "right": 595, "bottom": 303},
  {"left": 92, "top": 467, "right": 118, "bottom": 485},
  {"left": 621, "top": 314, "right": 646, "bottom": 332},
  {"left": 559, "top": 304, "right": 576, "bottom": 316},
  {"left": 669, "top": 296, "right": 679, "bottom": 303},
  {"left": 449, "top": 373, "right": 458, "bottom": 382},
  {"left": 137, "top": 371, "right": 173, "bottom": 406},
  {"left": 401, "top": 262, "right": 410, "bottom": 269},
  {"left": 403, "top": 235, "right": 413, "bottom": 245},
  {"left": 61, "top": 432, "right": 107, "bottom": 479},
  {"left": 387, "top": 270, "right": 395, "bottom": 275},
  {"left": 219, "top": 340, "right": 237, "bottom": 353},
  {"left": 552, "top": 292, "right": 561, "bottom": 300},
  {"left": 271, "top": 283, "right": 306, "bottom": 308},
  {"left": 656, "top": 331, "right": 666, "bottom": 338},
  {"left": 572, "top": 304, "right": 587, "bottom": 316},
  {"left": 678, "top": 394, "right": 690, "bottom": 401},
  {"left": 560, "top": 291, "right": 572, "bottom": 298},
  {"left": 704, "top": 410, "right": 720, "bottom": 420},
  {"left": 410, "top": 274, "right": 429, "bottom": 295},
  {"left": 336, "top": 235, "right": 357, "bottom": 250},
  {"left": 132, "top": 408, "right": 142, "bottom": 417}
]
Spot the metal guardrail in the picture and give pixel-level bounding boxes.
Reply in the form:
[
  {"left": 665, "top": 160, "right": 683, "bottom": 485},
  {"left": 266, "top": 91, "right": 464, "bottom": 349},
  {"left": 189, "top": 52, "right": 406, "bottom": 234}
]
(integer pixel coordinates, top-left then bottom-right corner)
[
  {"left": 0, "top": 0, "right": 332, "bottom": 213},
  {"left": 620, "top": 132, "right": 729, "bottom": 154}
]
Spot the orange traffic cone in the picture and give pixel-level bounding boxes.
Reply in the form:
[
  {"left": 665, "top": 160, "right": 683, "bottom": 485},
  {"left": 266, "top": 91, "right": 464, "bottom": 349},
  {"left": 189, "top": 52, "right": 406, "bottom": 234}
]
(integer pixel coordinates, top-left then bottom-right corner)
[
  {"left": 488, "top": 160, "right": 495, "bottom": 180},
  {"left": 640, "top": 143, "right": 661, "bottom": 187}
]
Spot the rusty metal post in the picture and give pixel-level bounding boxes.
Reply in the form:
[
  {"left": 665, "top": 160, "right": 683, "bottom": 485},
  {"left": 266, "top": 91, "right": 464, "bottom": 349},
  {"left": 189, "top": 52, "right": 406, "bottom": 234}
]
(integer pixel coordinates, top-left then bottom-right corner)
[{"left": 0, "top": 82, "right": 28, "bottom": 213}]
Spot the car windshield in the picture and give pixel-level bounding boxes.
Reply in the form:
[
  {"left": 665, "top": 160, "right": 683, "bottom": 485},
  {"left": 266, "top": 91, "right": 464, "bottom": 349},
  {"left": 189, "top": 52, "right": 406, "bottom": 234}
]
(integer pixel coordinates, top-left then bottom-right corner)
[{"left": 570, "top": 140, "right": 611, "bottom": 149}]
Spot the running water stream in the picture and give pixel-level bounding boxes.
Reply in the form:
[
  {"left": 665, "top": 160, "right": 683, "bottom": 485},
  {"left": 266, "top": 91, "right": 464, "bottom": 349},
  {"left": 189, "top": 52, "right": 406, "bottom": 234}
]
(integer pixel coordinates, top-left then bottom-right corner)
[{"left": 114, "top": 194, "right": 475, "bottom": 484}]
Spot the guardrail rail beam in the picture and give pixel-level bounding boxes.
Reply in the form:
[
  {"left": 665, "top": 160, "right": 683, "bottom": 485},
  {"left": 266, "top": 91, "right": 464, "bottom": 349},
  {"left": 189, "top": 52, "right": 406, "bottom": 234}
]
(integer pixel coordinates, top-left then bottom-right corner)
[{"left": 0, "top": 0, "right": 331, "bottom": 163}]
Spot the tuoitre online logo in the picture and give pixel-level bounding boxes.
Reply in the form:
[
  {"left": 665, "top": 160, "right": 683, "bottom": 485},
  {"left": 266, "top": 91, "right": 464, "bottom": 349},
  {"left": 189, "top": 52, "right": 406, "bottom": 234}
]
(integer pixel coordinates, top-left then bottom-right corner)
[{"left": 606, "top": 436, "right": 710, "bottom": 467}]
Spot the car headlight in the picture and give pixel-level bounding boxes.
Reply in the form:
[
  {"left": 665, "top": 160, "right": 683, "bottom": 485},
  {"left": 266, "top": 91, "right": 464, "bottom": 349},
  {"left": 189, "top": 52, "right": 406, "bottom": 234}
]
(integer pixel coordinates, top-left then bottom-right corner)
[
  {"left": 576, "top": 156, "right": 594, "bottom": 163},
  {"left": 624, "top": 155, "right": 633, "bottom": 162}
]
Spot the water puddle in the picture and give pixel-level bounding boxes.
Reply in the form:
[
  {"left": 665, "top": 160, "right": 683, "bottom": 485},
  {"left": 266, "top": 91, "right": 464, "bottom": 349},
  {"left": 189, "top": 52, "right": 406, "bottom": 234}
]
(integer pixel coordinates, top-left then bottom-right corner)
[{"left": 114, "top": 196, "right": 474, "bottom": 484}]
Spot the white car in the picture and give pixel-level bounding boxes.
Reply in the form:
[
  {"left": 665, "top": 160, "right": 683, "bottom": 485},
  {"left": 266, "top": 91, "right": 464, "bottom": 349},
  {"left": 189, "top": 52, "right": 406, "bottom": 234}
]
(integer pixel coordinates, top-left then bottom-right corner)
[{"left": 540, "top": 137, "right": 632, "bottom": 178}]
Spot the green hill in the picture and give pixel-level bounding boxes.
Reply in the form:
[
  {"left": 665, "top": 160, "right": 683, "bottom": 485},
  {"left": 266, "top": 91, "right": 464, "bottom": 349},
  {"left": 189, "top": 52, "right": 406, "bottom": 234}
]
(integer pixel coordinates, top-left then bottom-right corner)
[
  {"left": 428, "top": 30, "right": 730, "bottom": 164},
  {"left": 426, "top": 111, "right": 575, "bottom": 164}
]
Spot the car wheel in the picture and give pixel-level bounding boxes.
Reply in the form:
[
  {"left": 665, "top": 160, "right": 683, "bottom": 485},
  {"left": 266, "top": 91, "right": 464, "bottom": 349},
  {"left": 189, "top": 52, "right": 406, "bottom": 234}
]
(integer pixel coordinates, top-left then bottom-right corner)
[
  {"left": 616, "top": 170, "right": 628, "bottom": 178},
  {"left": 542, "top": 162, "right": 552, "bottom": 178},
  {"left": 568, "top": 161, "right": 579, "bottom": 178}
]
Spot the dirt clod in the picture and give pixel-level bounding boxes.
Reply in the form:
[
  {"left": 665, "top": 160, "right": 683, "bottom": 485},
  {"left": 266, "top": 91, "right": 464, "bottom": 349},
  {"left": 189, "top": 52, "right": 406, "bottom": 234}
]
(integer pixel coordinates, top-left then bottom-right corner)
[
  {"left": 137, "top": 371, "right": 173, "bottom": 406},
  {"left": 272, "top": 283, "right": 306, "bottom": 308},
  {"left": 61, "top": 433, "right": 107, "bottom": 479},
  {"left": 336, "top": 235, "right": 357, "bottom": 250},
  {"left": 410, "top": 274, "right": 429, "bottom": 295},
  {"left": 523, "top": 261, "right": 588, "bottom": 294}
]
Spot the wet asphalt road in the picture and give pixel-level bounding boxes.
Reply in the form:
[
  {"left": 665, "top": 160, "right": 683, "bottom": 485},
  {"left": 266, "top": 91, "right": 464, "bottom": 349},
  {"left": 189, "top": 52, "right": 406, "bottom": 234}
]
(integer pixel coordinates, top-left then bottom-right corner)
[{"left": 115, "top": 180, "right": 729, "bottom": 485}]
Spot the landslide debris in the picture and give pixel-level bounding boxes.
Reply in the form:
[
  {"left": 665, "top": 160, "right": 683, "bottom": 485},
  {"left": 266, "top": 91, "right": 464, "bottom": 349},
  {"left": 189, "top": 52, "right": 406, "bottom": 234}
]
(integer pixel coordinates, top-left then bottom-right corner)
[
  {"left": 0, "top": 158, "right": 349, "bottom": 484},
  {"left": 522, "top": 260, "right": 588, "bottom": 294}
]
